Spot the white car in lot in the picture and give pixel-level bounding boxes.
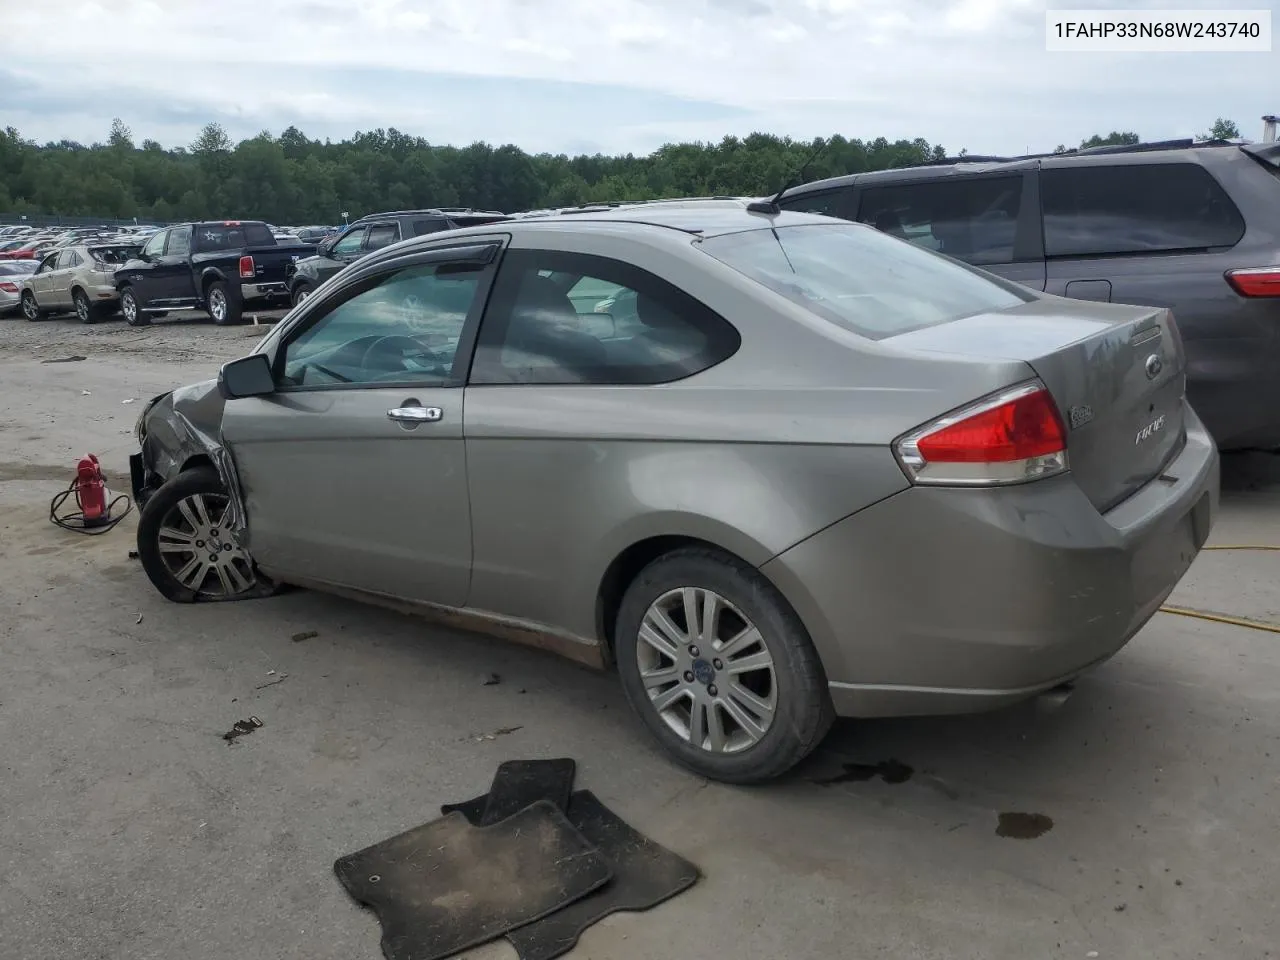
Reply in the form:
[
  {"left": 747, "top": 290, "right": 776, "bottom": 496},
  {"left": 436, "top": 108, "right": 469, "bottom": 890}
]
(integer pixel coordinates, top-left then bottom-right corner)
[{"left": 0, "top": 261, "right": 38, "bottom": 315}]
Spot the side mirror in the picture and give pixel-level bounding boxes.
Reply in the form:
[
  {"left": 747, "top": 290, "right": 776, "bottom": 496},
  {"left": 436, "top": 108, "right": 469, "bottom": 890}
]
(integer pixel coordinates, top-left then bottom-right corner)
[
  {"left": 317, "top": 238, "right": 334, "bottom": 255},
  {"left": 218, "top": 354, "right": 275, "bottom": 400}
]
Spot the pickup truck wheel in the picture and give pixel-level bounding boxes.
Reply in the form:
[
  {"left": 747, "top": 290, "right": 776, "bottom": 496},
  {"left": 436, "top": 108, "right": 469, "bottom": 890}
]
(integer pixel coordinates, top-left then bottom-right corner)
[
  {"left": 207, "top": 281, "right": 242, "bottom": 326},
  {"left": 120, "top": 287, "right": 149, "bottom": 326},
  {"left": 20, "top": 291, "right": 42, "bottom": 322},
  {"left": 291, "top": 282, "right": 313, "bottom": 307}
]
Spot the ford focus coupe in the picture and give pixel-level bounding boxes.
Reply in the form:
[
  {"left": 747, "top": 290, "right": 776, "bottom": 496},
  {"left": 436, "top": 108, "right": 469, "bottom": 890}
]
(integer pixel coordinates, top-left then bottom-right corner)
[{"left": 129, "top": 202, "right": 1218, "bottom": 783}]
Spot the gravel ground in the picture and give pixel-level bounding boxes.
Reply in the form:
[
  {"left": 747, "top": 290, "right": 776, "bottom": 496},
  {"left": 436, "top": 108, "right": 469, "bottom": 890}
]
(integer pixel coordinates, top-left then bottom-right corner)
[{"left": 2, "top": 311, "right": 1279, "bottom": 960}]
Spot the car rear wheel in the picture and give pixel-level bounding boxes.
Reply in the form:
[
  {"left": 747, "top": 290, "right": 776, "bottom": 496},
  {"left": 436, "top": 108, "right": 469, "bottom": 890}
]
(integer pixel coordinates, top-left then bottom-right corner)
[
  {"left": 72, "top": 289, "right": 98, "bottom": 324},
  {"left": 20, "top": 291, "right": 41, "bottom": 322},
  {"left": 206, "top": 281, "right": 242, "bottom": 325},
  {"left": 136, "top": 467, "right": 259, "bottom": 603},
  {"left": 120, "top": 287, "right": 149, "bottom": 326},
  {"left": 614, "top": 547, "right": 833, "bottom": 783}
]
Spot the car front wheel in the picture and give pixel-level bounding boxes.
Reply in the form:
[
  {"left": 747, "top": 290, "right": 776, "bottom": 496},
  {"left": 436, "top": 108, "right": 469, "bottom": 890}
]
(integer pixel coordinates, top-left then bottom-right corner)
[
  {"left": 136, "top": 467, "right": 259, "bottom": 603},
  {"left": 614, "top": 547, "right": 833, "bottom": 784}
]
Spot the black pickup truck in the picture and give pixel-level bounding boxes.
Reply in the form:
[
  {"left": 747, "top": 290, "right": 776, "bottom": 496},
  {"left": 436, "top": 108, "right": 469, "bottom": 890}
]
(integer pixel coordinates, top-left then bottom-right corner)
[{"left": 114, "top": 220, "right": 315, "bottom": 326}]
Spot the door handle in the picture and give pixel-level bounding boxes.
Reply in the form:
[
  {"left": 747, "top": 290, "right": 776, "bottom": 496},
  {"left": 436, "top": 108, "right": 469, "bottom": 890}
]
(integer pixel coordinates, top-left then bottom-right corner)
[{"left": 387, "top": 405, "right": 442, "bottom": 423}]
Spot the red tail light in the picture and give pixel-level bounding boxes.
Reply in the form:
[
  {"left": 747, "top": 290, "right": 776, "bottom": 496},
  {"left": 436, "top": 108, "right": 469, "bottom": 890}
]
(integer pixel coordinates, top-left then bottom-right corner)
[
  {"left": 0, "top": 282, "right": 18, "bottom": 293},
  {"left": 896, "top": 382, "right": 1068, "bottom": 486},
  {"left": 239, "top": 255, "right": 255, "bottom": 279},
  {"left": 1225, "top": 267, "right": 1280, "bottom": 298}
]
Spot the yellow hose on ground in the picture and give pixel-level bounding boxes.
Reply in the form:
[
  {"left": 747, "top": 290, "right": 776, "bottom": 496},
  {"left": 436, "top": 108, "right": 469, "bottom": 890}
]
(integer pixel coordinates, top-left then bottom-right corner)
[{"left": 1158, "top": 544, "right": 1280, "bottom": 633}]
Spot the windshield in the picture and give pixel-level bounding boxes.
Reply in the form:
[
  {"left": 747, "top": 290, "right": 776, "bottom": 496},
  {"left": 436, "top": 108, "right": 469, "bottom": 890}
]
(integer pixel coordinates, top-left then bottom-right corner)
[{"left": 698, "top": 222, "right": 1032, "bottom": 340}]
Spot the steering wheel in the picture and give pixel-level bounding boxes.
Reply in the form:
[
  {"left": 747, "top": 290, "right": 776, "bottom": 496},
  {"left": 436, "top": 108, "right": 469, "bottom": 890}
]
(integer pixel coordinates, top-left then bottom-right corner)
[{"left": 359, "top": 335, "right": 431, "bottom": 372}]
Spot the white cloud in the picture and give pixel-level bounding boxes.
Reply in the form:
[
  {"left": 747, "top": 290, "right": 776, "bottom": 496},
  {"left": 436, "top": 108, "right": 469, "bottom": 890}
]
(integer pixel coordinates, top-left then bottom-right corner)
[{"left": 2, "top": 0, "right": 1275, "bottom": 156}]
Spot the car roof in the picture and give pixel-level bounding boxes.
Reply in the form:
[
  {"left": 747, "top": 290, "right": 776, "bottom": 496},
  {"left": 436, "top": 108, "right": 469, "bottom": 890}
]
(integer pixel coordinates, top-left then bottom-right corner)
[
  {"left": 782, "top": 139, "right": 1252, "bottom": 197},
  {"left": 354, "top": 208, "right": 507, "bottom": 222}
]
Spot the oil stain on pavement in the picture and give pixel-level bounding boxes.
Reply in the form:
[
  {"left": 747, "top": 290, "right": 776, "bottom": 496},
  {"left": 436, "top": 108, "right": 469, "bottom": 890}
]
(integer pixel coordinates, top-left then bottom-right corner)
[{"left": 996, "top": 812, "right": 1054, "bottom": 839}]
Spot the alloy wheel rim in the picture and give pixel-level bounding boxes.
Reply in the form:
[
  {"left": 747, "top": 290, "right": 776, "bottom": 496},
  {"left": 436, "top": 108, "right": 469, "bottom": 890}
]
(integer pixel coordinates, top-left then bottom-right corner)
[
  {"left": 210, "top": 289, "right": 226, "bottom": 320},
  {"left": 157, "top": 493, "right": 256, "bottom": 598},
  {"left": 75, "top": 296, "right": 88, "bottom": 322},
  {"left": 22, "top": 295, "right": 37, "bottom": 320},
  {"left": 122, "top": 294, "right": 136, "bottom": 323},
  {"left": 297, "top": 289, "right": 310, "bottom": 303},
  {"left": 635, "top": 587, "right": 777, "bottom": 754}
]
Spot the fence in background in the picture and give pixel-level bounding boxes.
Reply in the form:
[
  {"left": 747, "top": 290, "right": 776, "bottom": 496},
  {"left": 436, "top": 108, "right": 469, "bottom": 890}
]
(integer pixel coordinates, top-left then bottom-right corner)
[{"left": 0, "top": 214, "right": 175, "bottom": 229}]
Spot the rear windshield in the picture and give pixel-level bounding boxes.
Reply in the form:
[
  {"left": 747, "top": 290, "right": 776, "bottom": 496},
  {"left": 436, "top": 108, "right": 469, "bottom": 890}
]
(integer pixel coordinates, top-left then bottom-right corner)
[
  {"left": 194, "top": 222, "right": 274, "bottom": 250},
  {"left": 699, "top": 222, "right": 1031, "bottom": 340},
  {"left": 88, "top": 245, "right": 141, "bottom": 264}
]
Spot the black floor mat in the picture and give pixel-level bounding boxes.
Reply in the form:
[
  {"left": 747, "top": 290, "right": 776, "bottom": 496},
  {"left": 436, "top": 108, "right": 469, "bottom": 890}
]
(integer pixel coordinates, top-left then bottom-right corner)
[
  {"left": 444, "top": 779, "right": 700, "bottom": 960},
  {"left": 334, "top": 800, "right": 613, "bottom": 960},
  {"left": 481, "top": 758, "right": 577, "bottom": 825}
]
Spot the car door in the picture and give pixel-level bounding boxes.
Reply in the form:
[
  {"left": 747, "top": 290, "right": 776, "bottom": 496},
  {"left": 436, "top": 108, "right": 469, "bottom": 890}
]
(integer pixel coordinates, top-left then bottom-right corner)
[
  {"left": 128, "top": 228, "right": 170, "bottom": 303},
  {"left": 219, "top": 240, "right": 503, "bottom": 605},
  {"left": 41, "top": 249, "right": 79, "bottom": 308},
  {"left": 854, "top": 171, "right": 1047, "bottom": 292},
  {"left": 156, "top": 224, "right": 195, "bottom": 302},
  {"left": 28, "top": 253, "right": 58, "bottom": 300}
]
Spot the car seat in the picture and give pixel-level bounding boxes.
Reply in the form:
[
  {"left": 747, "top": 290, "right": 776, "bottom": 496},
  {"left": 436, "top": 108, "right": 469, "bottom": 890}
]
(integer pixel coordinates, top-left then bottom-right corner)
[{"left": 502, "top": 274, "right": 607, "bottom": 382}]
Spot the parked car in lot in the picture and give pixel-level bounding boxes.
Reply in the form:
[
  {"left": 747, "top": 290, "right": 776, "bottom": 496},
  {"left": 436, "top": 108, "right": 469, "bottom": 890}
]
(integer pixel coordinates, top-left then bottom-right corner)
[
  {"left": 0, "top": 236, "right": 58, "bottom": 260},
  {"left": 779, "top": 138, "right": 1280, "bottom": 451},
  {"left": 0, "top": 260, "right": 38, "bottom": 315},
  {"left": 114, "top": 220, "right": 316, "bottom": 326},
  {"left": 129, "top": 203, "right": 1218, "bottom": 783},
  {"left": 286, "top": 207, "right": 508, "bottom": 305},
  {"left": 19, "top": 241, "right": 142, "bottom": 323}
]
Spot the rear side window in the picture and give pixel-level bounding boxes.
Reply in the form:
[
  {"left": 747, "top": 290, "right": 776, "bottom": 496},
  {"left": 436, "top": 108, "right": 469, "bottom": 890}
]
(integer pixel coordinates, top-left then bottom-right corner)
[
  {"left": 1041, "top": 163, "right": 1245, "bottom": 257},
  {"left": 778, "top": 188, "right": 852, "bottom": 218},
  {"left": 700, "top": 223, "right": 1031, "bottom": 341},
  {"left": 195, "top": 222, "right": 273, "bottom": 249},
  {"left": 413, "top": 219, "right": 446, "bottom": 236},
  {"left": 365, "top": 223, "right": 400, "bottom": 250},
  {"left": 470, "top": 249, "right": 739, "bottom": 385},
  {"left": 857, "top": 175, "right": 1024, "bottom": 266}
]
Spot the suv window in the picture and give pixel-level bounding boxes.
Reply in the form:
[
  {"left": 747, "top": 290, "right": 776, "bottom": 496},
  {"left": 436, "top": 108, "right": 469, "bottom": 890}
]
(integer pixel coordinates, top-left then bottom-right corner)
[
  {"left": 857, "top": 175, "right": 1024, "bottom": 265},
  {"left": 194, "top": 222, "right": 272, "bottom": 250},
  {"left": 279, "top": 260, "right": 486, "bottom": 389},
  {"left": 779, "top": 188, "right": 852, "bottom": 217},
  {"left": 331, "top": 228, "right": 366, "bottom": 257},
  {"left": 55, "top": 249, "right": 77, "bottom": 269},
  {"left": 413, "top": 219, "right": 446, "bottom": 236},
  {"left": 1041, "top": 162, "right": 1246, "bottom": 257},
  {"left": 700, "top": 222, "right": 1031, "bottom": 341},
  {"left": 365, "top": 223, "right": 400, "bottom": 251},
  {"left": 470, "top": 249, "right": 740, "bottom": 385},
  {"left": 165, "top": 226, "right": 192, "bottom": 257}
]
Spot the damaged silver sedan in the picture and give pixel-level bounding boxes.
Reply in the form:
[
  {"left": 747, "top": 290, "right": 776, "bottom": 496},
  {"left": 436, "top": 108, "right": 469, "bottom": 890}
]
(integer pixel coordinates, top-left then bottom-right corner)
[{"left": 131, "top": 203, "right": 1218, "bottom": 783}]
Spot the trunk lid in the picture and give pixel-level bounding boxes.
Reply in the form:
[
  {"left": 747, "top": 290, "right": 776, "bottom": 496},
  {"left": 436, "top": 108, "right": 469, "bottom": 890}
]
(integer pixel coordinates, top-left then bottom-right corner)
[{"left": 887, "top": 298, "right": 1186, "bottom": 512}]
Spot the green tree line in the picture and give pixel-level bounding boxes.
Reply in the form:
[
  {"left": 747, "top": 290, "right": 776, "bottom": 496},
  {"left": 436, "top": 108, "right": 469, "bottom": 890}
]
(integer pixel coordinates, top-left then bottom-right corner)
[{"left": 0, "top": 117, "right": 1242, "bottom": 224}]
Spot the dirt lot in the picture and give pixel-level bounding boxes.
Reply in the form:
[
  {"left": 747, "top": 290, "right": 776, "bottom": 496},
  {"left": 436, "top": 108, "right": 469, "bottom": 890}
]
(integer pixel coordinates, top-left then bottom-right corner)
[{"left": 3, "top": 311, "right": 1279, "bottom": 960}]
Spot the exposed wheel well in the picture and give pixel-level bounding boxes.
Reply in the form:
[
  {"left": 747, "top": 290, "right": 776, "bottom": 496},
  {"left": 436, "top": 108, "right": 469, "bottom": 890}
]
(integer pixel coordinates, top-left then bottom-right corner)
[
  {"left": 596, "top": 535, "right": 748, "bottom": 657},
  {"left": 180, "top": 454, "right": 214, "bottom": 473}
]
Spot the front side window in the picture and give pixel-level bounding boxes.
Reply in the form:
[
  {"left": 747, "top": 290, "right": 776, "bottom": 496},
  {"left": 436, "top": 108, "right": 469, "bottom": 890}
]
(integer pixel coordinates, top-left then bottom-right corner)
[
  {"left": 470, "top": 249, "right": 740, "bottom": 386},
  {"left": 165, "top": 226, "right": 192, "bottom": 257},
  {"left": 330, "top": 228, "right": 366, "bottom": 257},
  {"left": 1041, "top": 162, "right": 1245, "bottom": 257},
  {"left": 36, "top": 254, "right": 56, "bottom": 274},
  {"left": 857, "top": 175, "right": 1024, "bottom": 265},
  {"left": 779, "top": 188, "right": 852, "bottom": 218},
  {"left": 279, "top": 260, "right": 487, "bottom": 389},
  {"left": 142, "top": 231, "right": 167, "bottom": 258},
  {"left": 700, "top": 222, "right": 1031, "bottom": 341}
]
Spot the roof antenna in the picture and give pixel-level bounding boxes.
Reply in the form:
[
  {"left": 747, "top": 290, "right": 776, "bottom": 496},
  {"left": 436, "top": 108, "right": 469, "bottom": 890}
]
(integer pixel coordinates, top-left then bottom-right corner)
[{"left": 747, "top": 137, "right": 830, "bottom": 215}]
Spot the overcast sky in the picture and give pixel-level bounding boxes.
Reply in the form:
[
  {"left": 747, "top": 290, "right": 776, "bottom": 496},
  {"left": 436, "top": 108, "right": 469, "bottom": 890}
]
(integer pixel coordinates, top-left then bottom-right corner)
[{"left": 2, "top": 0, "right": 1274, "bottom": 157}]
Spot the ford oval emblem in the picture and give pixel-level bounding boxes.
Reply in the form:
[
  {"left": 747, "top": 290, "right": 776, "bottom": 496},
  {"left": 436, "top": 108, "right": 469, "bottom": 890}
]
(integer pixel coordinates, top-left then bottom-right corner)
[{"left": 1145, "top": 354, "right": 1163, "bottom": 379}]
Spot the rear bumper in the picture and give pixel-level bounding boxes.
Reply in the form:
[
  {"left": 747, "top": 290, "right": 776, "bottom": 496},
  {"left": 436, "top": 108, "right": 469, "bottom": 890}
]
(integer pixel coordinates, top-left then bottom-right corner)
[
  {"left": 762, "top": 409, "right": 1220, "bottom": 718},
  {"left": 241, "top": 282, "right": 288, "bottom": 300}
]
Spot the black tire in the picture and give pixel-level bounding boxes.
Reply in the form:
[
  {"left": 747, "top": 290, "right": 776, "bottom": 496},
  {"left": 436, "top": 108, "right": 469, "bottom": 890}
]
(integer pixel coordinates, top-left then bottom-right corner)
[
  {"left": 136, "top": 467, "right": 261, "bottom": 603},
  {"left": 206, "top": 280, "right": 242, "bottom": 325},
  {"left": 72, "top": 289, "right": 98, "bottom": 324},
  {"left": 120, "top": 286, "right": 149, "bottom": 326},
  {"left": 614, "top": 547, "right": 834, "bottom": 784},
  {"left": 290, "top": 281, "right": 313, "bottom": 307},
  {"left": 20, "top": 290, "right": 41, "bottom": 322}
]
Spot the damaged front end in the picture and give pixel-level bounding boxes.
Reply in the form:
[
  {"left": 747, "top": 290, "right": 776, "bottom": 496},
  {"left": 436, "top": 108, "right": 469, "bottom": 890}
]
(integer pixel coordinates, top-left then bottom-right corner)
[{"left": 131, "top": 380, "right": 274, "bottom": 601}]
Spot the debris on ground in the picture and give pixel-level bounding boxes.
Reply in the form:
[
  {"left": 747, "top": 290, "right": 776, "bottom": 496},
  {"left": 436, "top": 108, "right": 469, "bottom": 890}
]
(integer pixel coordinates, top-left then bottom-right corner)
[
  {"left": 483, "top": 673, "right": 502, "bottom": 686},
  {"left": 135, "top": 613, "right": 143, "bottom": 624},
  {"left": 470, "top": 725, "right": 524, "bottom": 743},
  {"left": 80, "top": 390, "right": 91, "bottom": 396},
  {"left": 222, "top": 716, "right": 263, "bottom": 743},
  {"left": 121, "top": 398, "right": 135, "bottom": 404},
  {"left": 127, "top": 550, "right": 139, "bottom": 560},
  {"left": 290, "top": 630, "right": 319, "bottom": 643},
  {"left": 996, "top": 812, "right": 1054, "bottom": 839},
  {"left": 41, "top": 355, "right": 86, "bottom": 364},
  {"left": 256, "top": 673, "right": 288, "bottom": 689}
]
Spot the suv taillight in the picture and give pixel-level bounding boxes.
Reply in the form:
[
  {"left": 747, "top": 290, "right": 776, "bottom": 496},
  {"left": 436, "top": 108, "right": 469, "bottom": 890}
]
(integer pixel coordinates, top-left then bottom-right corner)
[
  {"left": 0, "top": 281, "right": 18, "bottom": 293},
  {"left": 239, "top": 255, "right": 255, "bottom": 279},
  {"left": 895, "top": 382, "right": 1068, "bottom": 486},
  {"left": 1225, "top": 267, "right": 1280, "bottom": 298}
]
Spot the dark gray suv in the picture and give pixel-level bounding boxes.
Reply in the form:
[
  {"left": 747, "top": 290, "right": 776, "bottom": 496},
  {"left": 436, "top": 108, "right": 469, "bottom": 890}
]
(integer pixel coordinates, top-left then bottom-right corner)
[{"left": 780, "top": 140, "right": 1280, "bottom": 450}]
